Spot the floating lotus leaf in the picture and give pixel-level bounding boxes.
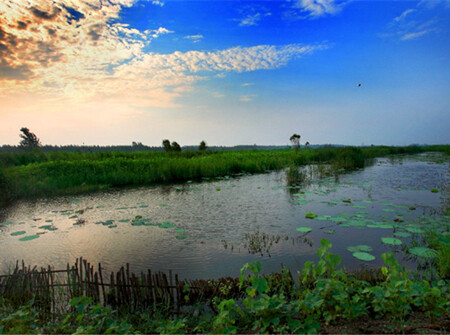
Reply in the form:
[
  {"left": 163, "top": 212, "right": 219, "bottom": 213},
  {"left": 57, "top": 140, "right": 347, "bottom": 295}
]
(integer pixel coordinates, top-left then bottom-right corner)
[
  {"left": 131, "top": 221, "right": 144, "bottom": 226},
  {"left": 409, "top": 247, "right": 438, "bottom": 259},
  {"left": 19, "top": 235, "right": 40, "bottom": 242},
  {"left": 430, "top": 188, "right": 439, "bottom": 193},
  {"left": 176, "top": 235, "right": 187, "bottom": 240},
  {"left": 118, "top": 219, "right": 130, "bottom": 223},
  {"left": 102, "top": 220, "right": 114, "bottom": 226},
  {"left": 158, "top": 204, "right": 167, "bottom": 207},
  {"left": 11, "top": 231, "right": 26, "bottom": 236},
  {"left": 342, "top": 199, "right": 351, "bottom": 203},
  {"left": 347, "top": 245, "right": 373, "bottom": 253},
  {"left": 351, "top": 205, "right": 367, "bottom": 209},
  {"left": 96, "top": 205, "right": 105, "bottom": 208},
  {"left": 367, "top": 224, "right": 394, "bottom": 229},
  {"left": 405, "top": 227, "right": 424, "bottom": 234},
  {"left": 393, "top": 232, "right": 411, "bottom": 238},
  {"left": 159, "top": 222, "right": 176, "bottom": 229},
  {"left": 216, "top": 187, "right": 221, "bottom": 191},
  {"left": 175, "top": 229, "right": 185, "bottom": 233},
  {"left": 381, "top": 237, "right": 402, "bottom": 245},
  {"left": 70, "top": 199, "right": 82, "bottom": 204},
  {"left": 108, "top": 224, "right": 118, "bottom": 229},
  {"left": 139, "top": 205, "right": 149, "bottom": 208},
  {"left": 0, "top": 222, "right": 13, "bottom": 225},
  {"left": 38, "top": 225, "right": 57, "bottom": 231},
  {"left": 382, "top": 209, "right": 395, "bottom": 212},
  {"left": 352, "top": 252, "right": 375, "bottom": 261},
  {"left": 296, "top": 227, "right": 312, "bottom": 233},
  {"left": 69, "top": 215, "right": 78, "bottom": 219},
  {"left": 324, "top": 229, "right": 335, "bottom": 234},
  {"left": 305, "top": 212, "right": 316, "bottom": 219},
  {"left": 45, "top": 220, "right": 53, "bottom": 223}
]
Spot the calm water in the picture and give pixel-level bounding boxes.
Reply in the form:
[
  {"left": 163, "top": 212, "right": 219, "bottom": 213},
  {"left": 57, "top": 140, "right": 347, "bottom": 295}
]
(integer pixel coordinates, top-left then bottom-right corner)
[{"left": 0, "top": 153, "right": 448, "bottom": 279}]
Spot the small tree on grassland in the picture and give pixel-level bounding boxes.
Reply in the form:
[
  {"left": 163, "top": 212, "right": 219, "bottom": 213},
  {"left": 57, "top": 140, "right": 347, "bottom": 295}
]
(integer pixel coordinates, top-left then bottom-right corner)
[
  {"left": 171, "top": 141, "right": 181, "bottom": 152},
  {"left": 19, "top": 127, "right": 41, "bottom": 150},
  {"left": 290, "top": 133, "right": 301, "bottom": 152},
  {"left": 199, "top": 140, "right": 207, "bottom": 151},
  {"left": 162, "top": 139, "right": 172, "bottom": 152}
]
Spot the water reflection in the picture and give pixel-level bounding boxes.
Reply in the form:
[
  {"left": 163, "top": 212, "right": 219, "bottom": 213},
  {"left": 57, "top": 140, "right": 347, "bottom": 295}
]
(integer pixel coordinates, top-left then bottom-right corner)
[{"left": 0, "top": 153, "right": 448, "bottom": 279}]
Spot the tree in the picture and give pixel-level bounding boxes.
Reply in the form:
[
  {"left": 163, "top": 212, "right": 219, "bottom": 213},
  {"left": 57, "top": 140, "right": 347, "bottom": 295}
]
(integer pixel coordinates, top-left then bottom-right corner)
[
  {"left": 199, "top": 140, "right": 207, "bottom": 151},
  {"left": 19, "top": 127, "right": 40, "bottom": 149},
  {"left": 162, "top": 139, "right": 172, "bottom": 152},
  {"left": 305, "top": 141, "right": 310, "bottom": 148},
  {"left": 290, "top": 133, "right": 301, "bottom": 152},
  {"left": 171, "top": 141, "right": 181, "bottom": 152}
]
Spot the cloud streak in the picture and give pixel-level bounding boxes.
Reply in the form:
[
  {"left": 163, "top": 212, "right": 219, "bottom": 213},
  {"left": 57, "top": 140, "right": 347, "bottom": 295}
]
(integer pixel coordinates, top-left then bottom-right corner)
[
  {"left": 291, "top": 0, "right": 346, "bottom": 19},
  {"left": 0, "top": 0, "right": 327, "bottom": 109}
]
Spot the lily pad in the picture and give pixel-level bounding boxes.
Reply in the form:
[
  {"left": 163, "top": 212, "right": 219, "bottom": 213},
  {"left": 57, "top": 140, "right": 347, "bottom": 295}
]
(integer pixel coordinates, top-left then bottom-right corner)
[
  {"left": 409, "top": 247, "right": 438, "bottom": 259},
  {"left": 176, "top": 235, "right": 187, "bottom": 240},
  {"left": 11, "top": 231, "right": 26, "bottom": 236},
  {"left": 352, "top": 252, "right": 375, "bottom": 261},
  {"left": 347, "top": 245, "right": 373, "bottom": 253},
  {"left": 175, "top": 229, "right": 185, "bottom": 233},
  {"left": 38, "top": 225, "right": 57, "bottom": 231},
  {"left": 159, "top": 222, "right": 176, "bottom": 229},
  {"left": 305, "top": 212, "right": 317, "bottom": 219},
  {"left": 405, "top": 227, "right": 425, "bottom": 234},
  {"left": 430, "top": 188, "right": 439, "bottom": 193},
  {"left": 19, "top": 235, "right": 40, "bottom": 242},
  {"left": 296, "top": 227, "right": 312, "bottom": 233},
  {"left": 323, "top": 229, "right": 335, "bottom": 234},
  {"left": 381, "top": 237, "right": 402, "bottom": 245}
]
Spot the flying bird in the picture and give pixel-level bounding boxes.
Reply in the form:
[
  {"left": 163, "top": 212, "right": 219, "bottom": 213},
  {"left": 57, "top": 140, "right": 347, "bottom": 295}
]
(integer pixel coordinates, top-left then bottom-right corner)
[{"left": 357, "top": 83, "right": 362, "bottom": 87}]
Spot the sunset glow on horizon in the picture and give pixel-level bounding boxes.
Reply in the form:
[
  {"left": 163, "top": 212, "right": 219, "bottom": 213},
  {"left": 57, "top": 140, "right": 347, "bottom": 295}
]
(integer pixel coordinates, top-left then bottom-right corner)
[{"left": 1, "top": 0, "right": 449, "bottom": 147}]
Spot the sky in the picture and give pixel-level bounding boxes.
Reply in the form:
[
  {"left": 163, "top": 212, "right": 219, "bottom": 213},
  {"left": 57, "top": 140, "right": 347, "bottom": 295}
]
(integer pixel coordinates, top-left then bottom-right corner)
[{"left": 0, "top": 0, "right": 449, "bottom": 146}]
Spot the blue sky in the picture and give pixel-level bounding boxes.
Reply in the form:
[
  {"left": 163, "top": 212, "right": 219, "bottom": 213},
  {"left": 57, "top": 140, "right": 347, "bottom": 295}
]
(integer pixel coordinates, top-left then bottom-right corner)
[{"left": 0, "top": 0, "right": 449, "bottom": 146}]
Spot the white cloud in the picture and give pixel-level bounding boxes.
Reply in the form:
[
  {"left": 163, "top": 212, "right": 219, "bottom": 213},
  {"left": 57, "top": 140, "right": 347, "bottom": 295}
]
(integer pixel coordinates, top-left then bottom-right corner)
[
  {"left": 0, "top": 1, "right": 327, "bottom": 109},
  {"left": 401, "top": 29, "right": 434, "bottom": 40},
  {"left": 292, "top": 0, "right": 345, "bottom": 19},
  {"left": 239, "top": 12, "right": 271, "bottom": 27},
  {"left": 383, "top": 2, "right": 446, "bottom": 41},
  {"left": 151, "top": 0, "right": 164, "bottom": 7},
  {"left": 394, "top": 9, "right": 416, "bottom": 22},
  {"left": 239, "top": 95, "right": 257, "bottom": 102},
  {"left": 184, "top": 34, "right": 204, "bottom": 43},
  {"left": 213, "top": 92, "right": 225, "bottom": 98},
  {"left": 241, "top": 83, "right": 254, "bottom": 87}
]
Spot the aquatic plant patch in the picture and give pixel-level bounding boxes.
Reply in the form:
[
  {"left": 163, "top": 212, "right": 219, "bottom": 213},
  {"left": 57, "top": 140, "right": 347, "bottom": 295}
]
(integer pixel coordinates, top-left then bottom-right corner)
[
  {"left": 19, "top": 235, "right": 40, "bottom": 241},
  {"left": 10, "top": 231, "right": 26, "bottom": 236},
  {"left": 381, "top": 237, "right": 402, "bottom": 245}
]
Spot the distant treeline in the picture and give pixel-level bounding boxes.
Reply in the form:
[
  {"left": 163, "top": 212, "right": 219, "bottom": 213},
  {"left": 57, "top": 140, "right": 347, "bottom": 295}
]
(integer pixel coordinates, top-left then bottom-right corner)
[
  {"left": 0, "top": 144, "right": 313, "bottom": 153},
  {"left": 0, "top": 145, "right": 448, "bottom": 207}
]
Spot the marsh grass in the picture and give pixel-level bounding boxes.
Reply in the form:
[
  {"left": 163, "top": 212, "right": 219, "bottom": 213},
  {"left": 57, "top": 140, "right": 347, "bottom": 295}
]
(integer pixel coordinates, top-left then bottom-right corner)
[{"left": 0, "top": 145, "right": 447, "bottom": 204}]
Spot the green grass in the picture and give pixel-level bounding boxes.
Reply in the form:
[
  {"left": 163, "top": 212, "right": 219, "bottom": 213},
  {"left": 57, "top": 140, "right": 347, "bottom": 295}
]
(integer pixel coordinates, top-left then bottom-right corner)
[{"left": 0, "top": 145, "right": 448, "bottom": 204}]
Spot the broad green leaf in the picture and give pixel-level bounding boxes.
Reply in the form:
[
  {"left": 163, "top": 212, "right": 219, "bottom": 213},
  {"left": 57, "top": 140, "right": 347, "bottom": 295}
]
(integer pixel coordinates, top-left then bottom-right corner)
[{"left": 381, "top": 237, "right": 402, "bottom": 245}]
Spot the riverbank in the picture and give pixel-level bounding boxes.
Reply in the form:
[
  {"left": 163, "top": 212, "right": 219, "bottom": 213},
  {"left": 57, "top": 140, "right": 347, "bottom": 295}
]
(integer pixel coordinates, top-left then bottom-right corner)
[
  {"left": 1, "top": 145, "right": 448, "bottom": 207},
  {"left": 0, "top": 239, "right": 448, "bottom": 334}
]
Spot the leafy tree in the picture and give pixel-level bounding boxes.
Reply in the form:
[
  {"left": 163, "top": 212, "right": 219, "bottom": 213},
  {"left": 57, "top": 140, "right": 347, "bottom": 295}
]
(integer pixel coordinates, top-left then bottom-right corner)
[
  {"left": 305, "top": 141, "right": 310, "bottom": 148},
  {"left": 199, "top": 140, "right": 207, "bottom": 151},
  {"left": 19, "top": 127, "right": 40, "bottom": 149},
  {"left": 162, "top": 139, "right": 172, "bottom": 152},
  {"left": 171, "top": 141, "right": 181, "bottom": 152},
  {"left": 289, "top": 133, "right": 301, "bottom": 152}
]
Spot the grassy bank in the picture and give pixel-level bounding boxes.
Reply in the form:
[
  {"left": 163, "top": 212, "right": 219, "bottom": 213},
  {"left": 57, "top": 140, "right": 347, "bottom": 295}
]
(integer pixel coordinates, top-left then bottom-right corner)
[
  {"left": 0, "top": 239, "right": 448, "bottom": 334},
  {"left": 0, "top": 145, "right": 447, "bottom": 204}
]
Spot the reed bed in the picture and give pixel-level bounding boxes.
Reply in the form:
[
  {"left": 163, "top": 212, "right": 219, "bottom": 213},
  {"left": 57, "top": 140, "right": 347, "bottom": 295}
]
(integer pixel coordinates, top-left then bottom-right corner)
[{"left": 0, "top": 145, "right": 445, "bottom": 204}]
